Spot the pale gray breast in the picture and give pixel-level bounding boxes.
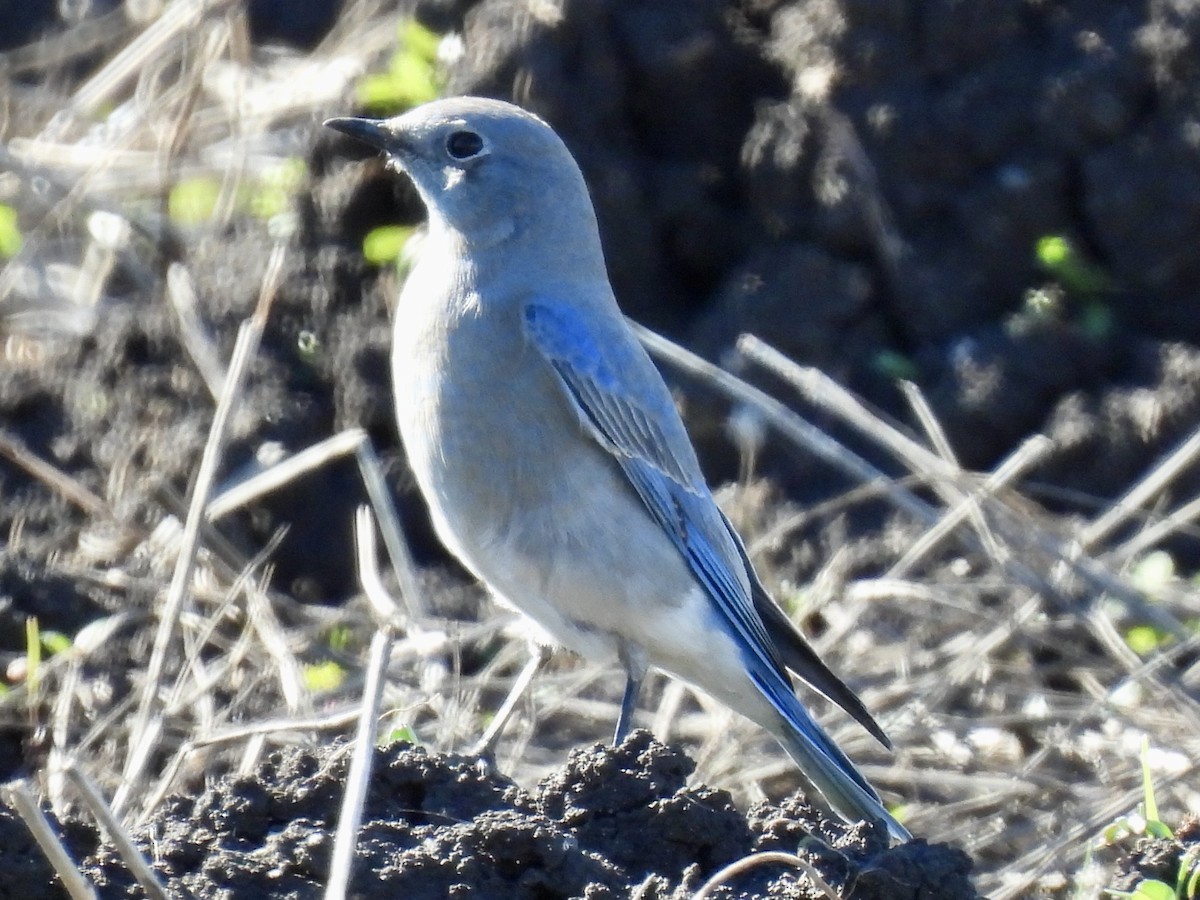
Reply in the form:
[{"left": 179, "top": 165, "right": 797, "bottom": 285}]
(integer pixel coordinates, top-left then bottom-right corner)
[{"left": 393, "top": 296, "right": 607, "bottom": 551}]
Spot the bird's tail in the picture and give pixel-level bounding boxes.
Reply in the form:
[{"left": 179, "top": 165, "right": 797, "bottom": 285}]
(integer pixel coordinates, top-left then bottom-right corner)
[{"left": 754, "top": 670, "right": 912, "bottom": 842}]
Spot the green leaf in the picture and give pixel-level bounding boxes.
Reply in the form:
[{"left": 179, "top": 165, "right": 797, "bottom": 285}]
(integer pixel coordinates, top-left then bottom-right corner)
[
  {"left": 304, "top": 660, "right": 346, "bottom": 694},
  {"left": 1181, "top": 850, "right": 1200, "bottom": 898},
  {"left": 1145, "top": 819, "right": 1175, "bottom": 840},
  {"left": 0, "top": 204, "right": 23, "bottom": 257},
  {"left": 384, "top": 725, "right": 418, "bottom": 745},
  {"left": 25, "top": 617, "right": 41, "bottom": 698},
  {"left": 169, "top": 177, "right": 222, "bottom": 225},
  {"left": 1036, "top": 234, "right": 1071, "bottom": 268},
  {"left": 389, "top": 52, "right": 442, "bottom": 107},
  {"left": 1129, "top": 880, "right": 1178, "bottom": 900},
  {"left": 40, "top": 631, "right": 72, "bottom": 655},
  {"left": 326, "top": 624, "right": 352, "bottom": 653},
  {"left": 355, "top": 18, "right": 443, "bottom": 114},
  {"left": 400, "top": 19, "right": 441, "bottom": 63},
  {"left": 356, "top": 73, "right": 407, "bottom": 113},
  {"left": 1140, "top": 736, "right": 1173, "bottom": 839},
  {"left": 363, "top": 225, "right": 414, "bottom": 265},
  {"left": 1101, "top": 817, "right": 1135, "bottom": 845},
  {"left": 1035, "top": 234, "right": 1111, "bottom": 294},
  {"left": 1125, "top": 625, "right": 1168, "bottom": 656},
  {"left": 248, "top": 158, "right": 307, "bottom": 220},
  {"left": 1142, "top": 735, "right": 1159, "bottom": 822}
]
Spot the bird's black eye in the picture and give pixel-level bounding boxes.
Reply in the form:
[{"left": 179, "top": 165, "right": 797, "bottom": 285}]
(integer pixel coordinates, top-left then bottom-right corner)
[{"left": 446, "top": 130, "right": 485, "bottom": 159}]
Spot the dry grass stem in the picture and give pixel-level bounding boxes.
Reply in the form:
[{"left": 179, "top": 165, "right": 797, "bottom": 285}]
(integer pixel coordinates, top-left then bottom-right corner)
[
  {"left": 693, "top": 850, "right": 839, "bottom": 899},
  {"left": 63, "top": 762, "right": 170, "bottom": 900},
  {"left": 1080, "top": 423, "right": 1200, "bottom": 550},
  {"left": 117, "top": 242, "right": 285, "bottom": 814},
  {"left": 2, "top": 780, "right": 98, "bottom": 900}
]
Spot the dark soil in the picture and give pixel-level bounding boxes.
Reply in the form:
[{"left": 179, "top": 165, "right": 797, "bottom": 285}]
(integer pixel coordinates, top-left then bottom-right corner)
[
  {"left": 2, "top": 0, "right": 1200, "bottom": 897},
  {"left": 0, "top": 732, "right": 974, "bottom": 899}
]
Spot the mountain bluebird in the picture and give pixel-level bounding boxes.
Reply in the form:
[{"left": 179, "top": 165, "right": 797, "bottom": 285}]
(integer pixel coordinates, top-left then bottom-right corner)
[{"left": 326, "top": 97, "right": 909, "bottom": 841}]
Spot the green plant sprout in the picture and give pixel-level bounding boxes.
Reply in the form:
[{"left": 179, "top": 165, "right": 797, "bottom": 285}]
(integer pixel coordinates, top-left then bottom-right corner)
[
  {"left": 168, "top": 159, "right": 308, "bottom": 227},
  {"left": 356, "top": 19, "right": 444, "bottom": 115},
  {"left": 363, "top": 224, "right": 416, "bottom": 266},
  {"left": 326, "top": 624, "right": 353, "bottom": 653},
  {"left": 382, "top": 725, "right": 417, "bottom": 746},
  {"left": 1036, "top": 235, "right": 1111, "bottom": 295},
  {"left": 1102, "top": 737, "right": 1199, "bottom": 899},
  {"left": 25, "top": 617, "right": 41, "bottom": 708},
  {"left": 0, "top": 204, "right": 23, "bottom": 257},
  {"left": 1026, "top": 233, "right": 1116, "bottom": 342},
  {"left": 249, "top": 158, "right": 308, "bottom": 220},
  {"left": 1122, "top": 552, "right": 1180, "bottom": 655},
  {"left": 169, "top": 176, "right": 221, "bottom": 224},
  {"left": 303, "top": 660, "right": 347, "bottom": 694}
]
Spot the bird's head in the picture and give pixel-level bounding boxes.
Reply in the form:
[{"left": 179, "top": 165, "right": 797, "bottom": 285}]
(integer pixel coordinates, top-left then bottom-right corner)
[{"left": 326, "top": 97, "right": 600, "bottom": 251}]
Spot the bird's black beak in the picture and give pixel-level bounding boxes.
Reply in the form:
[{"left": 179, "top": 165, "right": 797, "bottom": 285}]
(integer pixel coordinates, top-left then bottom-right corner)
[{"left": 324, "top": 117, "right": 396, "bottom": 154}]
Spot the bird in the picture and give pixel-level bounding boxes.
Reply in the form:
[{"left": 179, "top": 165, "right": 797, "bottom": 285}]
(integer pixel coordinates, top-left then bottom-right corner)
[{"left": 325, "top": 97, "right": 910, "bottom": 842}]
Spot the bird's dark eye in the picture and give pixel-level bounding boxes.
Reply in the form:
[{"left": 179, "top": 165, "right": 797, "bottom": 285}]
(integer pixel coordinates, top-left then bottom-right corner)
[{"left": 446, "top": 130, "right": 485, "bottom": 159}]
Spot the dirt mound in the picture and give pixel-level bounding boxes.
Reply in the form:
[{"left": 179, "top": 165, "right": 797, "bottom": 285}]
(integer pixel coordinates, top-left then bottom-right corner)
[{"left": 2, "top": 733, "right": 974, "bottom": 899}]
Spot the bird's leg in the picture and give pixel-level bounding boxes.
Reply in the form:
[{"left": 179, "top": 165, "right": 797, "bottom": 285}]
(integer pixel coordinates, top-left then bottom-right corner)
[
  {"left": 468, "top": 641, "right": 550, "bottom": 759},
  {"left": 614, "top": 642, "right": 647, "bottom": 744},
  {"left": 614, "top": 673, "right": 643, "bottom": 745}
]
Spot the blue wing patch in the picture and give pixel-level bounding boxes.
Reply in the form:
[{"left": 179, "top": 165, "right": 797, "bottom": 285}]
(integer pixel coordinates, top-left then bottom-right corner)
[{"left": 523, "top": 299, "right": 787, "bottom": 679}]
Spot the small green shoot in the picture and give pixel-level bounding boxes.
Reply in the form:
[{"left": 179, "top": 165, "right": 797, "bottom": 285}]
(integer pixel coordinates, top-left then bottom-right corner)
[
  {"left": 1139, "top": 736, "right": 1172, "bottom": 839},
  {"left": 248, "top": 158, "right": 307, "bottom": 220},
  {"left": 40, "top": 630, "right": 71, "bottom": 655},
  {"left": 0, "top": 204, "right": 22, "bottom": 257},
  {"left": 1029, "top": 234, "right": 1116, "bottom": 341},
  {"left": 327, "top": 624, "right": 353, "bottom": 653},
  {"left": 1177, "top": 847, "right": 1200, "bottom": 898},
  {"left": 1106, "top": 881, "right": 1180, "bottom": 900},
  {"left": 357, "top": 20, "right": 444, "bottom": 115},
  {"left": 1122, "top": 552, "right": 1178, "bottom": 654},
  {"left": 363, "top": 224, "right": 415, "bottom": 266},
  {"left": 1099, "top": 737, "right": 1173, "bottom": 845},
  {"left": 169, "top": 176, "right": 222, "bottom": 225},
  {"left": 872, "top": 349, "right": 920, "bottom": 381},
  {"left": 1100, "top": 738, "right": 1196, "bottom": 899},
  {"left": 1036, "top": 235, "right": 1111, "bottom": 295},
  {"left": 169, "top": 160, "right": 308, "bottom": 226},
  {"left": 304, "top": 660, "right": 346, "bottom": 694},
  {"left": 25, "top": 617, "right": 41, "bottom": 703},
  {"left": 383, "top": 725, "right": 418, "bottom": 746},
  {"left": 1124, "top": 625, "right": 1169, "bottom": 656}
]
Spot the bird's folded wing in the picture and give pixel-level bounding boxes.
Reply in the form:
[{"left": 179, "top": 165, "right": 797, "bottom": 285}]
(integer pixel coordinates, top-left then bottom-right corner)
[{"left": 523, "top": 299, "right": 787, "bottom": 680}]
